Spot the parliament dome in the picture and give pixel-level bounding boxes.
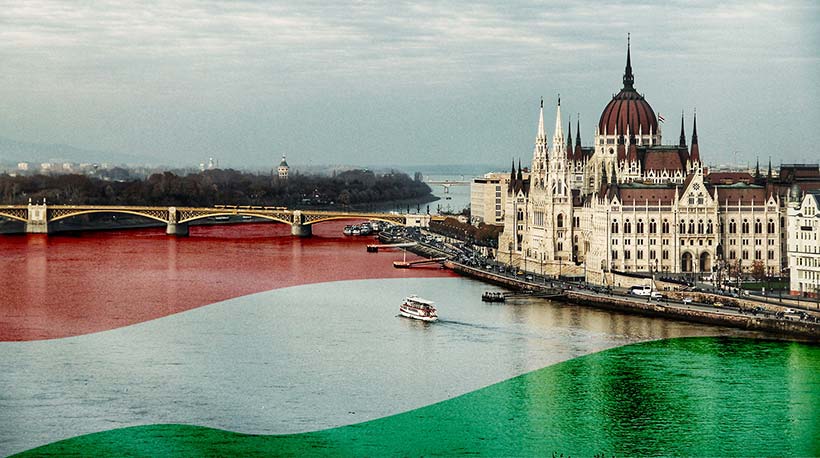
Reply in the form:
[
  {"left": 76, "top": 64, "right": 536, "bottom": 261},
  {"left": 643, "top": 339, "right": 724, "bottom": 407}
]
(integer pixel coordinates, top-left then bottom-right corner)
[{"left": 598, "top": 39, "right": 658, "bottom": 137}]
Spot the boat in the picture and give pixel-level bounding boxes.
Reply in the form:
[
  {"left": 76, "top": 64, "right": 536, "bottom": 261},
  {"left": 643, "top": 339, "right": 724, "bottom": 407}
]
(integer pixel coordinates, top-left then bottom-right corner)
[
  {"left": 399, "top": 295, "right": 438, "bottom": 322},
  {"left": 343, "top": 225, "right": 354, "bottom": 236},
  {"left": 351, "top": 226, "right": 361, "bottom": 235},
  {"left": 481, "top": 291, "right": 506, "bottom": 302}
]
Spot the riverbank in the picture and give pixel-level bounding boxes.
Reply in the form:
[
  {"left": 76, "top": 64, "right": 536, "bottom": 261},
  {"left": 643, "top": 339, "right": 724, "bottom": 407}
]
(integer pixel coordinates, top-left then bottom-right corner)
[{"left": 443, "top": 261, "right": 820, "bottom": 342}]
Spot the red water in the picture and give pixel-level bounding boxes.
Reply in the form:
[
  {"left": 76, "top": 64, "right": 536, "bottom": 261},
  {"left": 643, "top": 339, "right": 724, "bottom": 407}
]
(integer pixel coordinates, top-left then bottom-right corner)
[{"left": 0, "top": 221, "right": 454, "bottom": 341}]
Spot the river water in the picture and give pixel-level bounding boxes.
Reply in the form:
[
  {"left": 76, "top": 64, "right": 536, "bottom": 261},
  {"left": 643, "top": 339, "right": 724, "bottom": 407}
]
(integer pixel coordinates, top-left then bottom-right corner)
[{"left": 1, "top": 222, "right": 818, "bottom": 456}]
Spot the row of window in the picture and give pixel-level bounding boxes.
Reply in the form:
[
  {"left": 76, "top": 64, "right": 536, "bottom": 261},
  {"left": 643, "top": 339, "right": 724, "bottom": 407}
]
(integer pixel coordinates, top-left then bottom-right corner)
[
  {"left": 610, "top": 217, "right": 782, "bottom": 235},
  {"left": 795, "top": 257, "right": 820, "bottom": 268},
  {"left": 726, "top": 250, "right": 776, "bottom": 261}
]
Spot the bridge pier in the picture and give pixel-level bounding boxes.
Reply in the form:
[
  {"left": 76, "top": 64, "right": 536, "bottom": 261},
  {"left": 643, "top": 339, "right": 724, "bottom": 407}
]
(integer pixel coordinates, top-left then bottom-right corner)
[
  {"left": 166, "top": 222, "right": 189, "bottom": 236},
  {"left": 26, "top": 202, "right": 49, "bottom": 234},
  {"left": 291, "top": 223, "right": 312, "bottom": 237}
]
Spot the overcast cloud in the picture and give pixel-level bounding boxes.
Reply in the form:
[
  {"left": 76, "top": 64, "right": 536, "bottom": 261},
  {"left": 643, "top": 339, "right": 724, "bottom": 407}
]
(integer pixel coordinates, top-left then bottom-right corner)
[{"left": 0, "top": 1, "right": 817, "bottom": 169}]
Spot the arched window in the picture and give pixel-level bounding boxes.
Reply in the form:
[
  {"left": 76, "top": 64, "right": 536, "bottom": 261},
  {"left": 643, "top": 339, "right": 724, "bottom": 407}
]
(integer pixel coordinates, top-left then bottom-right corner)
[
  {"left": 729, "top": 219, "right": 736, "bottom": 234},
  {"left": 706, "top": 220, "right": 713, "bottom": 234},
  {"left": 767, "top": 219, "right": 775, "bottom": 233},
  {"left": 624, "top": 219, "right": 632, "bottom": 234},
  {"left": 636, "top": 219, "right": 644, "bottom": 234},
  {"left": 557, "top": 214, "right": 564, "bottom": 228},
  {"left": 754, "top": 219, "right": 762, "bottom": 234},
  {"left": 742, "top": 219, "right": 749, "bottom": 234},
  {"left": 611, "top": 220, "right": 619, "bottom": 234},
  {"left": 688, "top": 220, "right": 695, "bottom": 234},
  {"left": 697, "top": 219, "right": 704, "bottom": 234},
  {"left": 649, "top": 219, "right": 657, "bottom": 234},
  {"left": 662, "top": 219, "right": 669, "bottom": 234}
]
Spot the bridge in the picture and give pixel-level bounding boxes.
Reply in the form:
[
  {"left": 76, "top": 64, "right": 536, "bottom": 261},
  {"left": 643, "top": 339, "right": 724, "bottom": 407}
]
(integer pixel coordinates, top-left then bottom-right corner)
[{"left": 0, "top": 203, "right": 431, "bottom": 237}]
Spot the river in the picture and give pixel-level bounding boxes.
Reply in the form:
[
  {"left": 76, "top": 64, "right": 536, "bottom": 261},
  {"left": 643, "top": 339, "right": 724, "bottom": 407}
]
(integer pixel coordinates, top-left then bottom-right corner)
[{"left": 1, "top": 222, "right": 817, "bottom": 456}]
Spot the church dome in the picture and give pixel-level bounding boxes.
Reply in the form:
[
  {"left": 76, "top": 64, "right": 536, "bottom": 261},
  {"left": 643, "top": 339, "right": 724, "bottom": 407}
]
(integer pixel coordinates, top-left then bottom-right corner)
[{"left": 598, "top": 39, "right": 658, "bottom": 137}]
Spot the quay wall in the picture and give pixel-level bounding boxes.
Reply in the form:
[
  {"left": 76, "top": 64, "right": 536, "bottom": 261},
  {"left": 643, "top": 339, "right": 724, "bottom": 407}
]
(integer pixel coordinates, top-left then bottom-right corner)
[
  {"left": 443, "top": 261, "right": 820, "bottom": 342},
  {"left": 563, "top": 291, "right": 820, "bottom": 342}
]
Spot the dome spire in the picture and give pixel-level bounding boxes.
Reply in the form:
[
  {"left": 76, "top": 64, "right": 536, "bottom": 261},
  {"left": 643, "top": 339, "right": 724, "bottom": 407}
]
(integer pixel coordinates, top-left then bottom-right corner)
[
  {"left": 623, "top": 33, "right": 634, "bottom": 90},
  {"left": 678, "top": 111, "right": 687, "bottom": 147}
]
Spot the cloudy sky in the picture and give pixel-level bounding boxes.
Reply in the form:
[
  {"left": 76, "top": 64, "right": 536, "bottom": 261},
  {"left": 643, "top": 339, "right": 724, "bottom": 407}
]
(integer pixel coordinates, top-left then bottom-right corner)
[{"left": 0, "top": 1, "right": 817, "bottom": 169}]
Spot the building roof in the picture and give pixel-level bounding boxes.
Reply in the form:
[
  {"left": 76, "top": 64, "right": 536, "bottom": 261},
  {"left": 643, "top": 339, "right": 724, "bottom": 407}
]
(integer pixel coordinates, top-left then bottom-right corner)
[
  {"left": 642, "top": 147, "right": 687, "bottom": 172},
  {"left": 707, "top": 172, "right": 753, "bottom": 184},
  {"left": 617, "top": 185, "right": 677, "bottom": 204},
  {"left": 715, "top": 184, "right": 768, "bottom": 205}
]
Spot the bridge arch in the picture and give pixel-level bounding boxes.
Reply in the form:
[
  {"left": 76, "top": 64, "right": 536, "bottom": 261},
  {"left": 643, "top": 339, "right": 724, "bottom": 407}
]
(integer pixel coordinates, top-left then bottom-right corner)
[
  {"left": 178, "top": 212, "right": 291, "bottom": 225},
  {"left": 303, "top": 215, "right": 406, "bottom": 226},
  {"left": 49, "top": 209, "right": 169, "bottom": 224},
  {"left": 0, "top": 211, "right": 28, "bottom": 223}
]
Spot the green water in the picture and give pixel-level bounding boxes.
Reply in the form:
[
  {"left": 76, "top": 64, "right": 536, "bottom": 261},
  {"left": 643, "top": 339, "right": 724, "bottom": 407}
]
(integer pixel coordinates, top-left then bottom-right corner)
[{"left": 17, "top": 337, "right": 820, "bottom": 457}]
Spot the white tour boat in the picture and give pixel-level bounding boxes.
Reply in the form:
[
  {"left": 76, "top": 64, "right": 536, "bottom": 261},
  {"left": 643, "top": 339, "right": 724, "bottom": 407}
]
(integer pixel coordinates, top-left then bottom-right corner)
[{"left": 399, "top": 295, "right": 438, "bottom": 322}]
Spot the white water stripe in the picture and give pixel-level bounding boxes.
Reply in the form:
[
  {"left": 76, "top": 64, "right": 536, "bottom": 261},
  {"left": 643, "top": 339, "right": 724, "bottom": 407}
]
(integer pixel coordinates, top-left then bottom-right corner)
[{"left": 0, "top": 277, "right": 727, "bottom": 455}]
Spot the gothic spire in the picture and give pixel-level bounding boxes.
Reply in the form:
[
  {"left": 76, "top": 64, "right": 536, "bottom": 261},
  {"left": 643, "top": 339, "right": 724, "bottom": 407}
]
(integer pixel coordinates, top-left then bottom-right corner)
[
  {"left": 517, "top": 158, "right": 523, "bottom": 183},
  {"left": 567, "top": 118, "right": 573, "bottom": 153},
  {"left": 575, "top": 116, "right": 581, "bottom": 146},
  {"left": 537, "top": 97, "right": 546, "bottom": 139},
  {"left": 755, "top": 157, "right": 761, "bottom": 179},
  {"left": 690, "top": 111, "right": 700, "bottom": 163},
  {"left": 678, "top": 111, "right": 687, "bottom": 147},
  {"left": 552, "top": 95, "right": 564, "bottom": 155},
  {"left": 767, "top": 156, "right": 772, "bottom": 179},
  {"left": 509, "top": 158, "right": 516, "bottom": 192},
  {"left": 623, "top": 33, "right": 634, "bottom": 90}
]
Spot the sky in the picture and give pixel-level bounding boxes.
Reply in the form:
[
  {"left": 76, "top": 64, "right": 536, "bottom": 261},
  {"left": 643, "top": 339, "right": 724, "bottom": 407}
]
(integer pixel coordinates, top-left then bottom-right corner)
[{"left": 0, "top": 1, "right": 818, "bottom": 170}]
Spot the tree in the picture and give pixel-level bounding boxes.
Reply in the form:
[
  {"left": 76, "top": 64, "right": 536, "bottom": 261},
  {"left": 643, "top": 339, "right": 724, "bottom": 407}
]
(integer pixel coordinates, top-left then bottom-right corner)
[{"left": 751, "top": 260, "right": 766, "bottom": 282}]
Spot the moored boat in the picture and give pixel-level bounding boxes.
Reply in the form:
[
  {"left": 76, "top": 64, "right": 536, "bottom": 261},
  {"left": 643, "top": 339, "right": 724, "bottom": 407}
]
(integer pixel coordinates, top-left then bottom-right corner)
[
  {"left": 399, "top": 295, "right": 438, "bottom": 322},
  {"left": 481, "top": 291, "right": 506, "bottom": 302},
  {"left": 343, "top": 225, "right": 354, "bottom": 236}
]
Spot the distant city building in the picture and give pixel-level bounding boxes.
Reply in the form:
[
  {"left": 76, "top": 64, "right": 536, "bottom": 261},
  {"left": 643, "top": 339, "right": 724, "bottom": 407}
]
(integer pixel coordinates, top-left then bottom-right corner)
[
  {"left": 17, "top": 162, "right": 30, "bottom": 171},
  {"left": 278, "top": 154, "right": 290, "bottom": 179},
  {"left": 471, "top": 172, "right": 519, "bottom": 225},
  {"left": 787, "top": 191, "right": 820, "bottom": 297},
  {"left": 497, "top": 39, "right": 819, "bottom": 285}
]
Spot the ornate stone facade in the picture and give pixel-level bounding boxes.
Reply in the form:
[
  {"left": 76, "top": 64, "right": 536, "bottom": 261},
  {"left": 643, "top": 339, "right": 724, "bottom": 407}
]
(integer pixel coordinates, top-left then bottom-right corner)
[{"left": 498, "top": 40, "right": 801, "bottom": 285}]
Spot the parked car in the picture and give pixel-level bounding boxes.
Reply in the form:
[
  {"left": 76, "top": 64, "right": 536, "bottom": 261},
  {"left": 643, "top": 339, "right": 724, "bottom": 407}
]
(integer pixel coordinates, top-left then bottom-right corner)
[
  {"left": 682, "top": 297, "right": 693, "bottom": 304},
  {"left": 713, "top": 302, "right": 723, "bottom": 308}
]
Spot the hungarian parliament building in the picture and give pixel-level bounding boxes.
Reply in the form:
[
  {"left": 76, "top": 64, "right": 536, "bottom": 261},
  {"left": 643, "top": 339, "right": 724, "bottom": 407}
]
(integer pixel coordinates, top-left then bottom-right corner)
[{"left": 494, "top": 41, "right": 820, "bottom": 286}]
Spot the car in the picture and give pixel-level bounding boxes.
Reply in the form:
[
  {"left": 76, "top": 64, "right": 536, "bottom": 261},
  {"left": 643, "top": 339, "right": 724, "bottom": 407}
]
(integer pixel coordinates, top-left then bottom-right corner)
[
  {"left": 682, "top": 297, "right": 693, "bottom": 304},
  {"left": 783, "top": 308, "right": 796, "bottom": 314},
  {"left": 486, "top": 265, "right": 493, "bottom": 270},
  {"left": 713, "top": 302, "right": 723, "bottom": 308},
  {"left": 650, "top": 292, "right": 664, "bottom": 300},
  {"left": 525, "top": 275, "right": 533, "bottom": 281}
]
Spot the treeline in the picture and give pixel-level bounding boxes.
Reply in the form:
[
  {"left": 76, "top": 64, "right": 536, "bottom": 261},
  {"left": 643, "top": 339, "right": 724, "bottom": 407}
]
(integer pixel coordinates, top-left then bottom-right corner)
[
  {"left": 430, "top": 217, "right": 503, "bottom": 247},
  {"left": 0, "top": 169, "right": 433, "bottom": 207}
]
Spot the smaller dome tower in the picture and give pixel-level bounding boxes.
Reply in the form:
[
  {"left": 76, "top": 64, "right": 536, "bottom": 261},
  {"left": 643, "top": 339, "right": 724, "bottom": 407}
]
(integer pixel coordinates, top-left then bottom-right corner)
[{"left": 278, "top": 154, "right": 289, "bottom": 179}]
